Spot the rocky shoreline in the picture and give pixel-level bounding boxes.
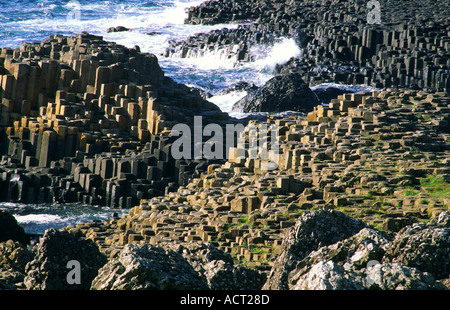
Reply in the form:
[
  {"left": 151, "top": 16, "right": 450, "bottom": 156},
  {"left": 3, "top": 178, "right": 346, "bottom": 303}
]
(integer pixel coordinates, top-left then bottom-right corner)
[
  {"left": 168, "top": 0, "right": 450, "bottom": 92},
  {"left": 1, "top": 0, "right": 450, "bottom": 291},
  {"left": 1, "top": 82, "right": 449, "bottom": 289}
]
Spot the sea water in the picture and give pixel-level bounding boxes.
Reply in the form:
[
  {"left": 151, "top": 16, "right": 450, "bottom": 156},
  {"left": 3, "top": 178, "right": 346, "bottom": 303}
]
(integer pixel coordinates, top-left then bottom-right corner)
[
  {"left": 0, "top": 202, "right": 127, "bottom": 235},
  {"left": 0, "top": 0, "right": 377, "bottom": 234}
]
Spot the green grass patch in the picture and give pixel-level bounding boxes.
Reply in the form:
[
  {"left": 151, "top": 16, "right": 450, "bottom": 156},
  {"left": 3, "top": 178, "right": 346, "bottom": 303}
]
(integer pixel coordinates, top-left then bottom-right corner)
[
  {"left": 420, "top": 174, "right": 450, "bottom": 199},
  {"left": 403, "top": 189, "right": 418, "bottom": 197},
  {"left": 250, "top": 247, "right": 271, "bottom": 255},
  {"left": 238, "top": 216, "right": 249, "bottom": 224},
  {"left": 374, "top": 224, "right": 384, "bottom": 231}
]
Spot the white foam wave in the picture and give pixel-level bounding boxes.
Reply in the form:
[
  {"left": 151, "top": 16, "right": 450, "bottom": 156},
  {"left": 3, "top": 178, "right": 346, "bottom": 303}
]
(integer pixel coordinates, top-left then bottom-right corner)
[
  {"left": 251, "top": 37, "right": 302, "bottom": 74},
  {"left": 169, "top": 37, "right": 301, "bottom": 75},
  {"left": 15, "top": 213, "right": 63, "bottom": 225},
  {"left": 180, "top": 37, "right": 303, "bottom": 112},
  {"left": 310, "top": 82, "right": 380, "bottom": 93},
  {"left": 1, "top": 202, "right": 128, "bottom": 235},
  {"left": 209, "top": 90, "right": 248, "bottom": 113}
]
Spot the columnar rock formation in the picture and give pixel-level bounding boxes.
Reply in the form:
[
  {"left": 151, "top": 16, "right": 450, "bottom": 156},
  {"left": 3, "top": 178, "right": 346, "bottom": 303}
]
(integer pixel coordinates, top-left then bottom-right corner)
[
  {"left": 166, "top": 0, "right": 450, "bottom": 93},
  {"left": 0, "top": 0, "right": 449, "bottom": 292},
  {"left": 62, "top": 88, "right": 449, "bottom": 278},
  {"left": 0, "top": 33, "right": 228, "bottom": 207}
]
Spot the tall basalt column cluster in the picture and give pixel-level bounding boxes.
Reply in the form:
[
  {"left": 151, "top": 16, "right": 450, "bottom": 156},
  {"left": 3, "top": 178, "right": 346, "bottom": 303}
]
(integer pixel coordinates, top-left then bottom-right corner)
[
  {"left": 172, "top": 0, "right": 450, "bottom": 94},
  {"left": 0, "top": 33, "right": 228, "bottom": 207},
  {"left": 298, "top": 23, "right": 450, "bottom": 92}
]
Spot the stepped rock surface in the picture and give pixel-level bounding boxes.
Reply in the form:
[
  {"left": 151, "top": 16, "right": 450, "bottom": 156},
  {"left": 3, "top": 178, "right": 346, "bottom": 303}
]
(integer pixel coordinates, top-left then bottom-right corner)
[{"left": 0, "top": 32, "right": 228, "bottom": 209}]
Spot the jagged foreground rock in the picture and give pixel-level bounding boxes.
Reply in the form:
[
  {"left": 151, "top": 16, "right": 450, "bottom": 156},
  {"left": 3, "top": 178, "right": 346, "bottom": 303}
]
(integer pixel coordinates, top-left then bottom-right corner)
[
  {"left": 291, "top": 261, "right": 446, "bottom": 290},
  {"left": 283, "top": 220, "right": 448, "bottom": 290},
  {"left": 1, "top": 209, "right": 450, "bottom": 289},
  {"left": 263, "top": 209, "right": 367, "bottom": 289},
  {"left": 383, "top": 211, "right": 450, "bottom": 280},
  {"left": 284, "top": 211, "right": 450, "bottom": 290},
  {"left": 23, "top": 228, "right": 107, "bottom": 290},
  {"left": 91, "top": 242, "right": 266, "bottom": 290},
  {"left": 91, "top": 244, "right": 210, "bottom": 290},
  {"left": 0, "top": 240, "right": 33, "bottom": 290},
  {"left": 287, "top": 227, "right": 393, "bottom": 289}
]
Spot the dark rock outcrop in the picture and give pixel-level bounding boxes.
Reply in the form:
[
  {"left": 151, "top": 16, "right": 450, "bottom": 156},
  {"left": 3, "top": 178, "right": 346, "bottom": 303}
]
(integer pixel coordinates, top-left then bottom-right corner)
[
  {"left": 107, "top": 26, "right": 130, "bottom": 33},
  {"left": 232, "top": 73, "right": 319, "bottom": 113},
  {"left": 24, "top": 228, "right": 107, "bottom": 290},
  {"left": 215, "top": 81, "right": 259, "bottom": 96},
  {"left": 0, "top": 210, "right": 29, "bottom": 245},
  {"left": 312, "top": 86, "right": 350, "bottom": 104}
]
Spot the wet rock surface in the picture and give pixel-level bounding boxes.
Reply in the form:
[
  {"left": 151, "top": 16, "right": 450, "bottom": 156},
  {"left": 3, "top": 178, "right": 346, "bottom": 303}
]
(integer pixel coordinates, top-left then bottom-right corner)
[
  {"left": 0, "top": 210, "right": 29, "bottom": 245},
  {"left": 232, "top": 73, "right": 319, "bottom": 113}
]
